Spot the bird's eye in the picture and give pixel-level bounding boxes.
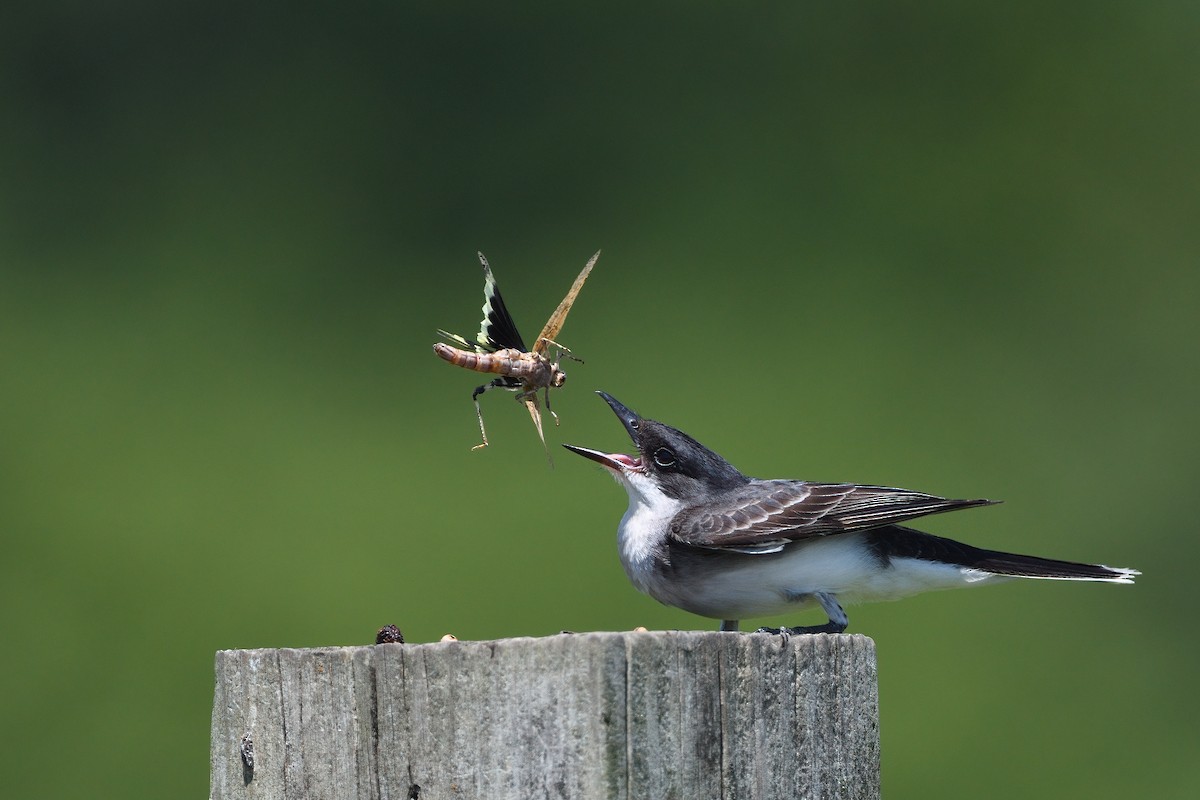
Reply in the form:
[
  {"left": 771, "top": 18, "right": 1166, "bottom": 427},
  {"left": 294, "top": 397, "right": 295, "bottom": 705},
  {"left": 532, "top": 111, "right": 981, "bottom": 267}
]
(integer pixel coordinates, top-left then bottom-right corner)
[
  {"left": 628, "top": 418, "right": 639, "bottom": 430},
  {"left": 653, "top": 447, "right": 675, "bottom": 467}
]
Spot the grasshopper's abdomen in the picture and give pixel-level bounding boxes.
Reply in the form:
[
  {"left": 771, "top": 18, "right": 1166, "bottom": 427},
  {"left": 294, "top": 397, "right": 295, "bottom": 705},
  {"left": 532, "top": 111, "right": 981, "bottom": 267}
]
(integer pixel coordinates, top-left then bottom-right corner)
[
  {"left": 433, "top": 343, "right": 548, "bottom": 380},
  {"left": 433, "top": 343, "right": 495, "bottom": 373}
]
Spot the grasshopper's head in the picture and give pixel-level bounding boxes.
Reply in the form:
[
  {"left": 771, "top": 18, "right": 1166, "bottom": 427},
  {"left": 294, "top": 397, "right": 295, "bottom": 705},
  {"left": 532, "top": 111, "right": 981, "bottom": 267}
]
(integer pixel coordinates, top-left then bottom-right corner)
[{"left": 550, "top": 364, "right": 567, "bottom": 388}]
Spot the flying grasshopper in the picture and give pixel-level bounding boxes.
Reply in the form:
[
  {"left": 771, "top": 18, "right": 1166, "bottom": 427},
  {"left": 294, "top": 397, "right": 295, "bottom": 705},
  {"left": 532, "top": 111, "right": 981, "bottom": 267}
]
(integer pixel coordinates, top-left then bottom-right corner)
[{"left": 433, "top": 250, "right": 600, "bottom": 452}]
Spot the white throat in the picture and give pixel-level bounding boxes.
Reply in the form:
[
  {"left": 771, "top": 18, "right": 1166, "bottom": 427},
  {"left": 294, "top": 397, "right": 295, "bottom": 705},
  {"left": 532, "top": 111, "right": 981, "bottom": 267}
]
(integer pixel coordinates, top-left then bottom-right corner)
[{"left": 614, "top": 471, "right": 681, "bottom": 589}]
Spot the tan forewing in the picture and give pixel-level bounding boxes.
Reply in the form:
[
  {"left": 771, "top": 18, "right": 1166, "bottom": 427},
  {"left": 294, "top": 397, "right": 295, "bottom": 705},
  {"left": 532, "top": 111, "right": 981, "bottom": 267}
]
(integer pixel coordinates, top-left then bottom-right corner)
[{"left": 534, "top": 250, "right": 600, "bottom": 355}]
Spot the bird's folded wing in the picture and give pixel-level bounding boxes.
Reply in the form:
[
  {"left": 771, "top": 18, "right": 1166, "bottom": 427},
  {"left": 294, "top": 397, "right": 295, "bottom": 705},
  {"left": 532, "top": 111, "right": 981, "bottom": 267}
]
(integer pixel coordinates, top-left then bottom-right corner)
[{"left": 670, "top": 480, "right": 996, "bottom": 550}]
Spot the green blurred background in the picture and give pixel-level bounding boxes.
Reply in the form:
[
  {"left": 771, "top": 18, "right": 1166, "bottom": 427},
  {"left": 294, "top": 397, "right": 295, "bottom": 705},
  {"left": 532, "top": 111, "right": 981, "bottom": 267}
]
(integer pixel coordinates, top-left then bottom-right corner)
[{"left": 3, "top": 3, "right": 1196, "bottom": 797}]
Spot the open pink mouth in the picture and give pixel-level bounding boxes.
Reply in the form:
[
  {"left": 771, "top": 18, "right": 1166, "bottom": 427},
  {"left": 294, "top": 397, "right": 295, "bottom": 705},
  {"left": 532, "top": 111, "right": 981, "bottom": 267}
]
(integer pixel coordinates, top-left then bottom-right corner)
[{"left": 563, "top": 445, "right": 643, "bottom": 473}]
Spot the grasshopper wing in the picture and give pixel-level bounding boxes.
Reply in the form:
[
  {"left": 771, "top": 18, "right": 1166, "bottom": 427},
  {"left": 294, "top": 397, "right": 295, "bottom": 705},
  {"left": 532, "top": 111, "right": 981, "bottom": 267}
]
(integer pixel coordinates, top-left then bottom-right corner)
[
  {"left": 476, "top": 252, "right": 528, "bottom": 352},
  {"left": 533, "top": 250, "right": 599, "bottom": 355}
]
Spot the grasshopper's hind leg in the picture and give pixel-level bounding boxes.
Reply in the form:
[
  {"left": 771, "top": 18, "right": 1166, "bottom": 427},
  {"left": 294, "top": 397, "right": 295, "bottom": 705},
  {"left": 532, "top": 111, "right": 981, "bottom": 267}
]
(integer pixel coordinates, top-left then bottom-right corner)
[{"left": 470, "top": 379, "right": 506, "bottom": 450}]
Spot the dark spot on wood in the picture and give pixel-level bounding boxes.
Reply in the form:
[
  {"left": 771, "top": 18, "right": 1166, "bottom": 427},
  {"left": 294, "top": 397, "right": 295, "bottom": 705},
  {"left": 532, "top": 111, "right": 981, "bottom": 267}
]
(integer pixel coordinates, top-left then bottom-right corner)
[
  {"left": 239, "top": 733, "right": 254, "bottom": 785},
  {"left": 376, "top": 624, "right": 405, "bottom": 644}
]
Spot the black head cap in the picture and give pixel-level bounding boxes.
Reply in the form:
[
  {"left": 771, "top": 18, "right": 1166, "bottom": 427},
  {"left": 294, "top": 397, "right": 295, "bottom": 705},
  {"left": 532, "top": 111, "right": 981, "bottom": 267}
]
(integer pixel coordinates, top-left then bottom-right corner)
[{"left": 596, "top": 392, "right": 748, "bottom": 499}]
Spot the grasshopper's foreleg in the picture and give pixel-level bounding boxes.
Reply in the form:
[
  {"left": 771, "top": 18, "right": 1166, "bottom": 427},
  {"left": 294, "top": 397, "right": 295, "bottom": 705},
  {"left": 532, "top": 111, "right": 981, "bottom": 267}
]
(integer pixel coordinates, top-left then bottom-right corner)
[
  {"left": 543, "top": 386, "right": 560, "bottom": 426},
  {"left": 539, "top": 337, "right": 583, "bottom": 365},
  {"left": 470, "top": 379, "right": 507, "bottom": 450}
]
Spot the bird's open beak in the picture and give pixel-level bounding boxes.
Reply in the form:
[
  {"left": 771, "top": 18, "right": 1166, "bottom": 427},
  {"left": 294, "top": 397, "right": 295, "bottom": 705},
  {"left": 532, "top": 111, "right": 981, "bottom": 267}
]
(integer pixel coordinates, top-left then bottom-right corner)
[
  {"left": 562, "top": 444, "right": 642, "bottom": 473},
  {"left": 562, "top": 391, "right": 645, "bottom": 473}
]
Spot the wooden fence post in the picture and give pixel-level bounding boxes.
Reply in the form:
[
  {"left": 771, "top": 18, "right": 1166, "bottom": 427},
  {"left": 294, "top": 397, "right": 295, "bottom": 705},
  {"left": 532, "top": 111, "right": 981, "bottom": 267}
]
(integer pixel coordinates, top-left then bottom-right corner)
[{"left": 210, "top": 631, "right": 878, "bottom": 800}]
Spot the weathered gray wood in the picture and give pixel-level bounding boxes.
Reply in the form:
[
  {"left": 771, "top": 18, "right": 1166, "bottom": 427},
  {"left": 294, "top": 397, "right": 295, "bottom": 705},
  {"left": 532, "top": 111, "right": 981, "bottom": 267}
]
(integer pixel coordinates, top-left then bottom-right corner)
[{"left": 211, "top": 632, "right": 878, "bottom": 800}]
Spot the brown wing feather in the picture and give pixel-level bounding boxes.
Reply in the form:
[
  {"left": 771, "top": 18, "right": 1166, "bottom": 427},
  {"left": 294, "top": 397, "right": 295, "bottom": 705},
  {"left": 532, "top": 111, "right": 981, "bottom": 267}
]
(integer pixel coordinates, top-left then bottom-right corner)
[
  {"left": 672, "top": 481, "right": 996, "bottom": 549},
  {"left": 534, "top": 250, "right": 600, "bottom": 354}
]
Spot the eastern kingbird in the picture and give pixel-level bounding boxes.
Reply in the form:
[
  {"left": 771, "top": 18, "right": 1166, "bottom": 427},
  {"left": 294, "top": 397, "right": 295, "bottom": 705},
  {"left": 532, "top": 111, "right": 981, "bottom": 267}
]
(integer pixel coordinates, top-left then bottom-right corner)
[{"left": 564, "top": 392, "right": 1139, "bottom": 634}]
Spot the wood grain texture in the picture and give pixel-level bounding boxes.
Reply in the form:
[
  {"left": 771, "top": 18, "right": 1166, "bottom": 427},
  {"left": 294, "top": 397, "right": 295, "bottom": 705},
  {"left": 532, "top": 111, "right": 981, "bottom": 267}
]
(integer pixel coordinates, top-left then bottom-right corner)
[{"left": 211, "top": 632, "right": 878, "bottom": 800}]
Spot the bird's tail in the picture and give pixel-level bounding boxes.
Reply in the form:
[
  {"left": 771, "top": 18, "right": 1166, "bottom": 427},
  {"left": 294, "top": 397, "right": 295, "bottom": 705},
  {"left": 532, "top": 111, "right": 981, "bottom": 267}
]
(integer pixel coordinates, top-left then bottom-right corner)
[
  {"left": 874, "top": 526, "right": 1139, "bottom": 583},
  {"left": 967, "top": 551, "right": 1138, "bottom": 582}
]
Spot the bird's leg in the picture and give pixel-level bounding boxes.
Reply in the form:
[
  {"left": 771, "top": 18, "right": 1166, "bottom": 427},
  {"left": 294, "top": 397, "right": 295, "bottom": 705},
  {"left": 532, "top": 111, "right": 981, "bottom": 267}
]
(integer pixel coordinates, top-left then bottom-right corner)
[
  {"left": 719, "top": 620, "right": 740, "bottom": 632},
  {"left": 470, "top": 380, "right": 506, "bottom": 450},
  {"left": 756, "top": 593, "right": 848, "bottom": 635}
]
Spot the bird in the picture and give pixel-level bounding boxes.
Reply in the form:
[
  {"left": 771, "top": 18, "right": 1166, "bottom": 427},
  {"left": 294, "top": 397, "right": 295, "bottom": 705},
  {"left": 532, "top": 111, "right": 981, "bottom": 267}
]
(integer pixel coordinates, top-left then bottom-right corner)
[{"left": 564, "top": 391, "right": 1139, "bottom": 634}]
